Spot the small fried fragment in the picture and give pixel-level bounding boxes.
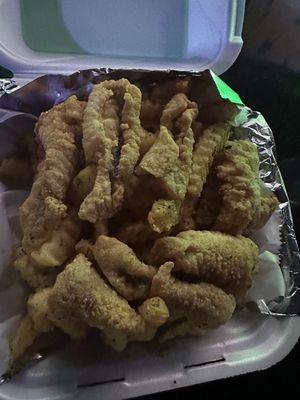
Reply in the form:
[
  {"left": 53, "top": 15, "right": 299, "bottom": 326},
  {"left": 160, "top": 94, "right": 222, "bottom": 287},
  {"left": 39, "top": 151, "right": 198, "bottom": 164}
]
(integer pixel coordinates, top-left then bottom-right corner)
[
  {"left": 149, "top": 231, "right": 259, "bottom": 296},
  {"left": 150, "top": 262, "right": 236, "bottom": 329},
  {"left": 148, "top": 199, "right": 181, "bottom": 233},
  {"left": 130, "top": 297, "right": 169, "bottom": 342},
  {"left": 10, "top": 315, "right": 39, "bottom": 363},
  {"left": 13, "top": 252, "right": 61, "bottom": 289},
  {"left": 93, "top": 235, "right": 157, "bottom": 301},
  {"left": 48, "top": 254, "right": 145, "bottom": 339},
  {"left": 213, "top": 140, "right": 261, "bottom": 235}
]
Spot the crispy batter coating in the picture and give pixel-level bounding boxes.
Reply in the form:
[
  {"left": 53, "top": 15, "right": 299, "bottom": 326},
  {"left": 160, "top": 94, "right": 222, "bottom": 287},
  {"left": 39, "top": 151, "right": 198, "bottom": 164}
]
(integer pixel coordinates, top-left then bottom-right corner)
[
  {"left": 93, "top": 235, "right": 157, "bottom": 301},
  {"left": 213, "top": 140, "right": 261, "bottom": 235},
  {"left": 71, "top": 165, "right": 97, "bottom": 205},
  {"left": 116, "top": 220, "right": 159, "bottom": 246},
  {"left": 19, "top": 96, "right": 85, "bottom": 252},
  {"left": 80, "top": 79, "right": 146, "bottom": 223},
  {"left": 148, "top": 199, "right": 181, "bottom": 234},
  {"left": 179, "top": 123, "right": 231, "bottom": 231},
  {"left": 48, "top": 254, "right": 145, "bottom": 338},
  {"left": 13, "top": 251, "right": 61, "bottom": 289},
  {"left": 149, "top": 231, "right": 259, "bottom": 296},
  {"left": 30, "top": 211, "right": 82, "bottom": 268},
  {"left": 150, "top": 262, "right": 236, "bottom": 329},
  {"left": 130, "top": 297, "right": 169, "bottom": 342},
  {"left": 10, "top": 315, "right": 39, "bottom": 362},
  {"left": 28, "top": 288, "right": 87, "bottom": 339},
  {"left": 245, "top": 182, "right": 279, "bottom": 233}
]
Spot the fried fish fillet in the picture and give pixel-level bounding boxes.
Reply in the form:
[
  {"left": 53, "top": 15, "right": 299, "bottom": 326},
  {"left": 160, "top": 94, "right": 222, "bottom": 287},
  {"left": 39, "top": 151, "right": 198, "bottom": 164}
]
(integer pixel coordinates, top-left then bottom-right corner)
[
  {"left": 93, "top": 235, "right": 157, "bottom": 301},
  {"left": 150, "top": 262, "right": 236, "bottom": 329},
  {"left": 137, "top": 94, "right": 198, "bottom": 233},
  {"left": 19, "top": 96, "right": 85, "bottom": 252},
  {"left": 179, "top": 123, "right": 231, "bottom": 231},
  {"left": 149, "top": 230, "right": 259, "bottom": 296},
  {"left": 80, "top": 79, "right": 146, "bottom": 223},
  {"left": 213, "top": 140, "right": 261, "bottom": 235},
  {"left": 47, "top": 254, "right": 145, "bottom": 341}
]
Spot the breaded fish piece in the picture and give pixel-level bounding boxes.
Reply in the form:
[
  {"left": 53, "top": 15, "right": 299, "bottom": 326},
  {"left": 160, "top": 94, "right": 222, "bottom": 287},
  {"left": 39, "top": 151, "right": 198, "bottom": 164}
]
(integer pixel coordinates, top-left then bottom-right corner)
[
  {"left": 150, "top": 262, "right": 236, "bottom": 329},
  {"left": 179, "top": 123, "right": 231, "bottom": 230},
  {"left": 93, "top": 235, "right": 157, "bottom": 301},
  {"left": 138, "top": 94, "right": 197, "bottom": 233},
  {"left": 213, "top": 140, "right": 261, "bottom": 235},
  {"left": 149, "top": 230, "right": 259, "bottom": 297},
  {"left": 19, "top": 96, "right": 85, "bottom": 252},
  {"left": 80, "top": 79, "right": 146, "bottom": 223},
  {"left": 48, "top": 254, "right": 145, "bottom": 338}
]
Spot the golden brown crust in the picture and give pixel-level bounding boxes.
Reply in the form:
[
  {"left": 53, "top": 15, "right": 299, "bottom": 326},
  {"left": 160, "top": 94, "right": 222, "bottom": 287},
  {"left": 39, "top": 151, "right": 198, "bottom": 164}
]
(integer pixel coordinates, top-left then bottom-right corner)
[
  {"left": 149, "top": 230, "right": 259, "bottom": 296},
  {"left": 93, "top": 235, "right": 156, "bottom": 301},
  {"left": 150, "top": 262, "right": 236, "bottom": 329},
  {"left": 20, "top": 96, "right": 85, "bottom": 252}
]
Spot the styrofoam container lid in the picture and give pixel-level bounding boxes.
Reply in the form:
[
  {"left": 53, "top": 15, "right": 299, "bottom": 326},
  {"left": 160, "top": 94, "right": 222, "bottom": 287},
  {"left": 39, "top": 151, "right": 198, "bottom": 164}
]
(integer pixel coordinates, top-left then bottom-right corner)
[{"left": 0, "top": 0, "right": 245, "bottom": 76}]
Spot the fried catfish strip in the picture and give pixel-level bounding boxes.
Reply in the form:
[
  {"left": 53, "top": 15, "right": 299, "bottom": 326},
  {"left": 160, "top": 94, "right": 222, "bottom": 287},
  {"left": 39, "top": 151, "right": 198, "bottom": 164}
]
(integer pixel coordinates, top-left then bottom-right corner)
[
  {"left": 179, "top": 123, "right": 231, "bottom": 230},
  {"left": 213, "top": 140, "right": 261, "bottom": 235},
  {"left": 149, "top": 231, "right": 259, "bottom": 297},
  {"left": 80, "top": 79, "right": 146, "bottom": 223},
  {"left": 19, "top": 96, "right": 85, "bottom": 252},
  {"left": 48, "top": 254, "right": 145, "bottom": 341},
  {"left": 150, "top": 262, "right": 236, "bottom": 329},
  {"left": 245, "top": 181, "right": 279, "bottom": 233},
  {"left": 137, "top": 94, "right": 197, "bottom": 233},
  {"left": 93, "top": 235, "right": 157, "bottom": 301}
]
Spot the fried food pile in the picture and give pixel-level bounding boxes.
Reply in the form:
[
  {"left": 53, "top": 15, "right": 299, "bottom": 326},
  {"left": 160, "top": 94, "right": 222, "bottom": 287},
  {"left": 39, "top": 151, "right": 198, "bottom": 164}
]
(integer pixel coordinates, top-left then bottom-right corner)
[{"left": 8, "top": 77, "right": 278, "bottom": 363}]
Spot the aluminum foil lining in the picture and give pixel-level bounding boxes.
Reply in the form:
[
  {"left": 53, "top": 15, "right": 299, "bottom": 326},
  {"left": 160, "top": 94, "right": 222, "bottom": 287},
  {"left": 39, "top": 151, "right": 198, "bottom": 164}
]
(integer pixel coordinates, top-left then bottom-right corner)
[{"left": 0, "top": 68, "right": 299, "bottom": 317}]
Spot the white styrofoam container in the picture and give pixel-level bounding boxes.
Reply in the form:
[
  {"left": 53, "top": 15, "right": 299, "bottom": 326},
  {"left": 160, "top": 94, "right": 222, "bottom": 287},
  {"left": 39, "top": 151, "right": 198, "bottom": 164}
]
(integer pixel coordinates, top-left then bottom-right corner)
[{"left": 0, "top": 1, "right": 299, "bottom": 399}]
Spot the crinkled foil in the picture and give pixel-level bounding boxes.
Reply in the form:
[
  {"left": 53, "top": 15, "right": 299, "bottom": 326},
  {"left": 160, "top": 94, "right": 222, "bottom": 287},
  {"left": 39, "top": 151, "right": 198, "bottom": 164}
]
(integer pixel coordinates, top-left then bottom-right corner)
[{"left": 0, "top": 69, "right": 299, "bottom": 318}]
